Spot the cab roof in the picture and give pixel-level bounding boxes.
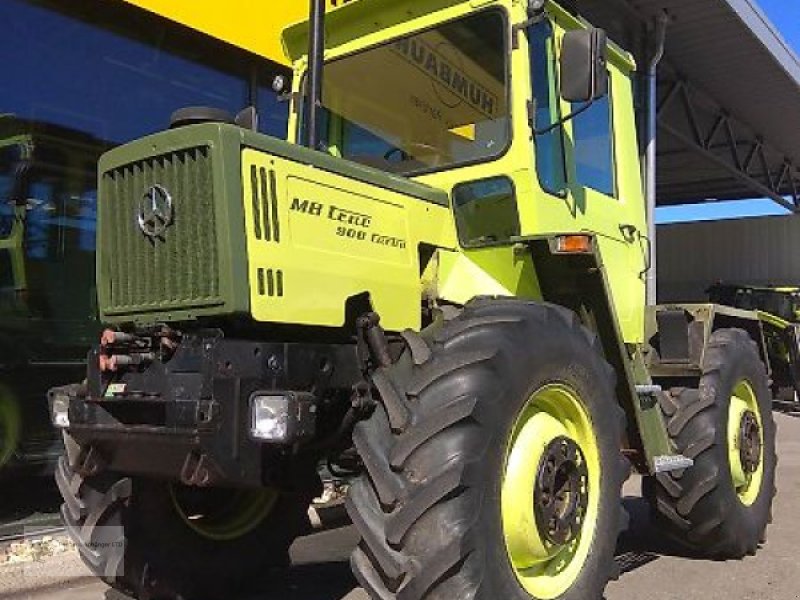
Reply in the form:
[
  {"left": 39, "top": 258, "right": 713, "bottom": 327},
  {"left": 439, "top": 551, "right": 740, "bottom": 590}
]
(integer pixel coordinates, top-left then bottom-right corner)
[{"left": 284, "top": 0, "right": 800, "bottom": 210}]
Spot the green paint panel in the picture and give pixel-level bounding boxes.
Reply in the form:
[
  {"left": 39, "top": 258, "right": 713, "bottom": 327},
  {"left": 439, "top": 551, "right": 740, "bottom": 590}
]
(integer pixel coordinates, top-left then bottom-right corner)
[
  {"left": 101, "top": 147, "right": 220, "bottom": 314},
  {"left": 97, "top": 125, "right": 249, "bottom": 324}
]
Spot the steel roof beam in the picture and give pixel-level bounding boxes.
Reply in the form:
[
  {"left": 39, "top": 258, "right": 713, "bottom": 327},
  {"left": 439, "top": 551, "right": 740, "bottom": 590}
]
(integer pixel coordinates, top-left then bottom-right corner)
[{"left": 657, "top": 78, "right": 800, "bottom": 211}]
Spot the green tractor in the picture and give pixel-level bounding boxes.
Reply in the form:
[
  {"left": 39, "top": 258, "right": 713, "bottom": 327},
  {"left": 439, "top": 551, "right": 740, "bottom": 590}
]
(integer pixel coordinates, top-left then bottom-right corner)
[
  {"left": 51, "top": 1, "right": 776, "bottom": 599},
  {"left": 0, "top": 116, "right": 106, "bottom": 475},
  {"left": 709, "top": 282, "right": 800, "bottom": 404}
]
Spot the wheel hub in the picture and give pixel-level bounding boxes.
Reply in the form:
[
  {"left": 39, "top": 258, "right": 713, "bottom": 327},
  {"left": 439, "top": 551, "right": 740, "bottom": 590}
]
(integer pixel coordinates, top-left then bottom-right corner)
[
  {"left": 533, "top": 436, "right": 589, "bottom": 546},
  {"left": 739, "top": 410, "right": 762, "bottom": 474},
  {"left": 170, "top": 484, "right": 278, "bottom": 541}
]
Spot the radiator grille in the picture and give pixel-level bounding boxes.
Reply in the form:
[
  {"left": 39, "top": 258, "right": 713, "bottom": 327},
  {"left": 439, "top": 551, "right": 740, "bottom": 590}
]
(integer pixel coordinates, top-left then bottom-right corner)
[{"left": 100, "top": 146, "right": 222, "bottom": 314}]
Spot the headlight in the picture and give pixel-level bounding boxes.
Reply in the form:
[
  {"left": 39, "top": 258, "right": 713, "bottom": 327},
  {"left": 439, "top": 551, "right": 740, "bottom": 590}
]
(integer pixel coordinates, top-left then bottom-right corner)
[
  {"left": 51, "top": 394, "right": 71, "bottom": 429},
  {"left": 250, "top": 395, "right": 291, "bottom": 442},
  {"left": 249, "top": 392, "right": 317, "bottom": 444}
]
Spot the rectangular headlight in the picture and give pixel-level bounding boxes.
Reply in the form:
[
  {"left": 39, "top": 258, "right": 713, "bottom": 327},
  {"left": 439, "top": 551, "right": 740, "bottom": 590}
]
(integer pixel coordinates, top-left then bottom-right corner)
[
  {"left": 249, "top": 392, "right": 316, "bottom": 444},
  {"left": 51, "top": 395, "right": 71, "bottom": 429},
  {"left": 250, "top": 395, "right": 291, "bottom": 442}
]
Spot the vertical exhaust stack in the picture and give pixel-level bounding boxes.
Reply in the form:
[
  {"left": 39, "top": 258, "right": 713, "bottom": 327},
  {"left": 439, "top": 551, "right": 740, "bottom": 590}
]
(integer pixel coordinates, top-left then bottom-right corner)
[{"left": 306, "top": 0, "right": 327, "bottom": 150}]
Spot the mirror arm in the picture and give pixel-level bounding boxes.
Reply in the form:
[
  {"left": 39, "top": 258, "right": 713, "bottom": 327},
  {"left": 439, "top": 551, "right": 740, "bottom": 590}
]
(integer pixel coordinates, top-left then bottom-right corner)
[
  {"left": 531, "top": 98, "right": 597, "bottom": 136},
  {"left": 512, "top": 13, "right": 547, "bottom": 49}
]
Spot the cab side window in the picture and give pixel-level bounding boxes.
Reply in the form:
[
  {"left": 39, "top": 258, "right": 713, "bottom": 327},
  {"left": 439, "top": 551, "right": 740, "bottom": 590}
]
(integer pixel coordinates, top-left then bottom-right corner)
[
  {"left": 453, "top": 177, "right": 519, "bottom": 247},
  {"left": 572, "top": 84, "right": 616, "bottom": 196}
]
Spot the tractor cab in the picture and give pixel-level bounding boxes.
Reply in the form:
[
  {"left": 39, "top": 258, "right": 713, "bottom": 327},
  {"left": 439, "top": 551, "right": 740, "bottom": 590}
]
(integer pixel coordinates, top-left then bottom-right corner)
[{"left": 282, "top": 0, "right": 649, "bottom": 343}]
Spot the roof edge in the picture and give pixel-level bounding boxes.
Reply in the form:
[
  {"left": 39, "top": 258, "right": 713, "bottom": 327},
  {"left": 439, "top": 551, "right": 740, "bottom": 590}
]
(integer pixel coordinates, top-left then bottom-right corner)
[{"left": 727, "top": 0, "right": 800, "bottom": 86}]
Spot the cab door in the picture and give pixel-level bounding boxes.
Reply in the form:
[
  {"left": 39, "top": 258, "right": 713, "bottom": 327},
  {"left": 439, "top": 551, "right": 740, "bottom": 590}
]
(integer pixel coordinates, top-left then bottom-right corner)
[
  {"left": 526, "top": 18, "right": 648, "bottom": 344},
  {"left": 565, "top": 65, "right": 648, "bottom": 344}
]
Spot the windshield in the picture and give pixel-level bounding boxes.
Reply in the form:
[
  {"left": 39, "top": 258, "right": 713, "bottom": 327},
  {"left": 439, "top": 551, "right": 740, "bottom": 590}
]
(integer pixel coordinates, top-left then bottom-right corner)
[{"left": 307, "top": 10, "right": 510, "bottom": 175}]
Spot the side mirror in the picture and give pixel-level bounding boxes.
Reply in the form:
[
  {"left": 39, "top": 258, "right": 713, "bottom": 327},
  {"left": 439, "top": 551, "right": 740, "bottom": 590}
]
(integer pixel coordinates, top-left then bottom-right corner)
[{"left": 560, "top": 28, "right": 609, "bottom": 103}]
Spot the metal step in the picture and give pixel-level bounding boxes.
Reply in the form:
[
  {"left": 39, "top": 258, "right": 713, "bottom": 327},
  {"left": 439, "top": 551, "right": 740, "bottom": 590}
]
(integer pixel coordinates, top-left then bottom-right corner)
[{"left": 653, "top": 454, "right": 694, "bottom": 473}]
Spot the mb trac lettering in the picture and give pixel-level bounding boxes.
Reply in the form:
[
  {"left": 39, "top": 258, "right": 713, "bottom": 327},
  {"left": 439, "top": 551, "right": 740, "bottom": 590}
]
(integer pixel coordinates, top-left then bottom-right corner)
[
  {"left": 328, "top": 205, "right": 372, "bottom": 228},
  {"left": 291, "top": 197, "right": 406, "bottom": 248},
  {"left": 290, "top": 197, "right": 323, "bottom": 216}
]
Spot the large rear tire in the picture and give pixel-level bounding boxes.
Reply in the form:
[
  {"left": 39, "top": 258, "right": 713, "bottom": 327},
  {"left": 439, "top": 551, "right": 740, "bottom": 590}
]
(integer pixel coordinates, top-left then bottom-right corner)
[
  {"left": 346, "top": 299, "right": 628, "bottom": 600},
  {"left": 56, "top": 458, "right": 317, "bottom": 599},
  {"left": 646, "top": 328, "right": 777, "bottom": 557}
]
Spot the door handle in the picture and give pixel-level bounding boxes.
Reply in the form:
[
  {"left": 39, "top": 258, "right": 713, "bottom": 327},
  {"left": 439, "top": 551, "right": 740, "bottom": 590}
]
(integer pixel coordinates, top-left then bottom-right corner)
[
  {"left": 638, "top": 232, "right": 652, "bottom": 279},
  {"left": 620, "top": 224, "right": 651, "bottom": 278}
]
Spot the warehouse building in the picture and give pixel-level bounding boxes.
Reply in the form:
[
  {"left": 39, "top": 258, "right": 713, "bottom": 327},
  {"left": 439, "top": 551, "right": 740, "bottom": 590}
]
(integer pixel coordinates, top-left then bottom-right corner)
[
  {"left": 659, "top": 215, "right": 800, "bottom": 303},
  {"left": 0, "top": 0, "right": 299, "bottom": 467}
]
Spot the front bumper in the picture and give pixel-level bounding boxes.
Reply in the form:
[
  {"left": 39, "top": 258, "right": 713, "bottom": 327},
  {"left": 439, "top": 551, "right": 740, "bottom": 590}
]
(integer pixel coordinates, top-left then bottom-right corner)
[{"left": 52, "top": 335, "right": 359, "bottom": 488}]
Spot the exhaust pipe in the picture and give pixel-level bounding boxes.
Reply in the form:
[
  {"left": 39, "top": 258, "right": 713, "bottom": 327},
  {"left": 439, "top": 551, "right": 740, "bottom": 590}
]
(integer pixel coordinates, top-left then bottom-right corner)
[{"left": 306, "top": 0, "right": 327, "bottom": 150}]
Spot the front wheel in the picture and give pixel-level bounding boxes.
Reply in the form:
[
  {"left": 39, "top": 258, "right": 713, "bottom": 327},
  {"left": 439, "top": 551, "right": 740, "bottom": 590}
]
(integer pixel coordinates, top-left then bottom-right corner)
[
  {"left": 56, "top": 458, "right": 317, "bottom": 599},
  {"left": 646, "top": 328, "right": 777, "bottom": 557},
  {"left": 346, "top": 299, "right": 628, "bottom": 600}
]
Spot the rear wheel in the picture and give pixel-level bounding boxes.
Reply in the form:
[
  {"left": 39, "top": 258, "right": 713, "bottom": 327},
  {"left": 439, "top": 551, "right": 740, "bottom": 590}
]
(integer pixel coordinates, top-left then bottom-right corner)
[
  {"left": 646, "top": 328, "right": 776, "bottom": 557},
  {"left": 346, "top": 299, "right": 628, "bottom": 600},
  {"left": 56, "top": 458, "right": 316, "bottom": 599}
]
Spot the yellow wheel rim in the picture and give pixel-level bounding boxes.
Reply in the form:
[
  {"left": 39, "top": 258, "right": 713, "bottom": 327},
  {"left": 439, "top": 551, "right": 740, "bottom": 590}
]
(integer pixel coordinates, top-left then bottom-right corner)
[
  {"left": 170, "top": 484, "right": 278, "bottom": 542},
  {"left": 502, "top": 384, "right": 601, "bottom": 599},
  {"left": 727, "top": 380, "right": 764, "bottom": 507}
]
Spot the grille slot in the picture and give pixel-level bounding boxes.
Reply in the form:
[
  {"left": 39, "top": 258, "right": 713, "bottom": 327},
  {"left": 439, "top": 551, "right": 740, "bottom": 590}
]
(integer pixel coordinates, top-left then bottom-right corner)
[
  {"left": 250, "top": 165, "right": 263, "bottom": 239},
  {"left": 251, "top": 167, "right": 281, "bottom": 242},
  {"left": 260, "top": 167, "right": 271, "bottom": 241},
  {"left": 268, "top": 168, "right": 281, "bottom": 242},
  {"left": 256, "top": 268, "right": 284, "bottom": 297},
  {"left": 101, "top": 146, "right": 222, "bottom": 314}
]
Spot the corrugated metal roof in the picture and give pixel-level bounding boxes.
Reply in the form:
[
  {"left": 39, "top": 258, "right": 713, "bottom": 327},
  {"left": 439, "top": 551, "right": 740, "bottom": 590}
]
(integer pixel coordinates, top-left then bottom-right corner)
[{"left": 574, "top": 0, "right": 800, "bottom": 207}]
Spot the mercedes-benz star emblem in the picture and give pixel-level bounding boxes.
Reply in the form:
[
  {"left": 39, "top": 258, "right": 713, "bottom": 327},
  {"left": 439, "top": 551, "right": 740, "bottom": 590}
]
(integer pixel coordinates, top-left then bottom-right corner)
[{"left": 137, "top": 184, "right": 174, "bottom": 238}]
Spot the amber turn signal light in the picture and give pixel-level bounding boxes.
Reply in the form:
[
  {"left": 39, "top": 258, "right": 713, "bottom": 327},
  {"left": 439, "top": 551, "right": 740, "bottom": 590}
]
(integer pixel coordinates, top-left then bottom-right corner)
[{"left": 554, "top": 235, "right": 593, "bottom": 254}]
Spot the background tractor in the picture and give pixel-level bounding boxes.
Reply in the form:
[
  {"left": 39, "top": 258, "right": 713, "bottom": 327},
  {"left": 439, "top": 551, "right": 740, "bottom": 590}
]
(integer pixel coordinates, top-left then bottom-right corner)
[
  {"left": 50, "top": 1, "right": 776, "bottom": 599},
  {"left": 709, "top": 282, "right": 800, "bottom": 404}
]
